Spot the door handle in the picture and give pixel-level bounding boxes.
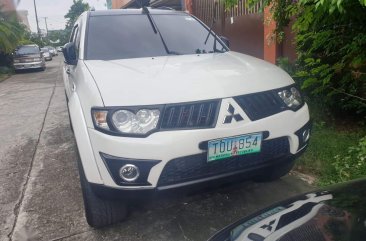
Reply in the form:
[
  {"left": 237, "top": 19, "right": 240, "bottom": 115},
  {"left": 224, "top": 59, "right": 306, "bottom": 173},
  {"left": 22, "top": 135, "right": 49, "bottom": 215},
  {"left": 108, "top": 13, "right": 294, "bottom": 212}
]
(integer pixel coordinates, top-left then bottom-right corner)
[{"left": 72, "top": 82, "right": 76, "bottom": 92}]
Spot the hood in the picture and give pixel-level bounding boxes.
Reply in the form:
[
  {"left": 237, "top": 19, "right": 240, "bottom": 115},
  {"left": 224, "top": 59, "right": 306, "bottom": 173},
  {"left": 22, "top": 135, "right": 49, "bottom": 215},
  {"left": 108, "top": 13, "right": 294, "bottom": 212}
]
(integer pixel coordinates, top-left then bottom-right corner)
[{"left": 84, "top": 52, "right": 294, "bottom": 106}]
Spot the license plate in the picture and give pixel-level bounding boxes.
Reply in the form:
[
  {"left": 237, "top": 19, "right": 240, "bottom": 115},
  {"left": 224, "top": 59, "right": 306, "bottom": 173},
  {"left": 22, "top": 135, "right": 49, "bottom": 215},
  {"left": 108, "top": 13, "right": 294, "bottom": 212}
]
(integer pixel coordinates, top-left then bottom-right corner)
[{"left": 207, "top": 132, "right": 262, "bottom": 162}]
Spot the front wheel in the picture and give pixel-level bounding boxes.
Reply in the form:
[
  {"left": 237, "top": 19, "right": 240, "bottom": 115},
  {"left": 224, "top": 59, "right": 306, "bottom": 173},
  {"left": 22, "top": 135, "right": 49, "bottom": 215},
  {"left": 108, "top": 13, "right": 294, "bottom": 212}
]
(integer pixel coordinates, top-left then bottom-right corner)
[
  {"left": 253, "top": 158, "right": 295, "bottom": 182},
  {"left": 77, "top": 156, "right": 128, "bottom": 228}
]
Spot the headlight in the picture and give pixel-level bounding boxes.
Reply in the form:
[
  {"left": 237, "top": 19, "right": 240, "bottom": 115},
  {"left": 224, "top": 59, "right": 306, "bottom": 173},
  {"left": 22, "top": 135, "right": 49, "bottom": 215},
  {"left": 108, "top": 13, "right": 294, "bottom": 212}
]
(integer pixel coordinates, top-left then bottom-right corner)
[
  {"left": 13, "top": 59, "right": 20, "bottom": 63},
  {"left": 112, "top": 109, "right": 160, "bottom": 134},
  {"left": 92, "top": 108, "right": 160, "bottom": 136},
  {"left": 278, "top": 86, "right": 303, "bottom": 109}
]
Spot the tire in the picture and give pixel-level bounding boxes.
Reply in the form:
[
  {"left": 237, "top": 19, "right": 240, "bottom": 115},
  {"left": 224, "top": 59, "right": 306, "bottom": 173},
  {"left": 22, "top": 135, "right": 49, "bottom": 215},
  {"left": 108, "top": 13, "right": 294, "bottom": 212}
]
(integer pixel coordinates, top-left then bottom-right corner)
[
  {"left": 77, "top": 156, "right": 128, "bottom": 228},
  {"left": 253, "top": 158, "right": 295, "bottom": 182}
]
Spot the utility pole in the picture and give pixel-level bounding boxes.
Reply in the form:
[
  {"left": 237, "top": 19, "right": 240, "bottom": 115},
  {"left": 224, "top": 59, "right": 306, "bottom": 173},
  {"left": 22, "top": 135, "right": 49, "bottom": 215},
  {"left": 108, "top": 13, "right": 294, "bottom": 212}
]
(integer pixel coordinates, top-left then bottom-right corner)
[
  {"left": 33, "top": 0, "right": 41, "bottom": 38},
  {"left": 43, "top": 17, "right": 48, "bottom": 37}
]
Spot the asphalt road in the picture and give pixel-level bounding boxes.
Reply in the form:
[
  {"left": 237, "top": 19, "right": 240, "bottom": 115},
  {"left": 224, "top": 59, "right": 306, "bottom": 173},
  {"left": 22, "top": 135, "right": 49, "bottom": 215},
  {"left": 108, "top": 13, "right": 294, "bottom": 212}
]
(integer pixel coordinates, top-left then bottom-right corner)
[{"left": 0, "top": 56, "right": 313, "bottom": 241}]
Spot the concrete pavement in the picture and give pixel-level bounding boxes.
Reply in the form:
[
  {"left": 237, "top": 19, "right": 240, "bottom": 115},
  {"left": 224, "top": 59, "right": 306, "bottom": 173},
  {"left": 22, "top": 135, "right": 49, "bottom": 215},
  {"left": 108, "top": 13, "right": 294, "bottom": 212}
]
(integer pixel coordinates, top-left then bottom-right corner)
[{"left": 0, "top": 56, "right": 313, "bottom": 241}]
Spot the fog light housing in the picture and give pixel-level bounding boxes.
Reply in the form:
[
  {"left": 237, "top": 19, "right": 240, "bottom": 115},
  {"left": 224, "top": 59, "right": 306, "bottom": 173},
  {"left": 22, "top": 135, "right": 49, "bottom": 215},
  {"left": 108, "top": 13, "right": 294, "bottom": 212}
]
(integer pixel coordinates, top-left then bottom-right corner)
[
  {"left": 119, "top": 164, "right": 140, "bottom": 182},
  {"left": 302, "top": 129, "right": 310, "bottom": 142}
]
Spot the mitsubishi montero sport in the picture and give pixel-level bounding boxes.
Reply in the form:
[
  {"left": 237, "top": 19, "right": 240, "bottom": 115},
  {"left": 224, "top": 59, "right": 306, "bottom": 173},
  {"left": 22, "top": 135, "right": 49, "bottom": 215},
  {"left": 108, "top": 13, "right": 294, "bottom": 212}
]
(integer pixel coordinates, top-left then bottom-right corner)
[{"left": 63, "top": 8, "right": 311, "bottom": 228}]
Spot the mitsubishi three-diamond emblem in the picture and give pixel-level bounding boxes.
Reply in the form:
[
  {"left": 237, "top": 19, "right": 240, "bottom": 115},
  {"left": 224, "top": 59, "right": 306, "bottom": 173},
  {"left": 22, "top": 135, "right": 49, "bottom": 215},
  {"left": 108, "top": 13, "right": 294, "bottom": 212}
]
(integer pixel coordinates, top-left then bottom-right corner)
[{"left": 223, "top": 104, "right": 244, "bottom": 124}]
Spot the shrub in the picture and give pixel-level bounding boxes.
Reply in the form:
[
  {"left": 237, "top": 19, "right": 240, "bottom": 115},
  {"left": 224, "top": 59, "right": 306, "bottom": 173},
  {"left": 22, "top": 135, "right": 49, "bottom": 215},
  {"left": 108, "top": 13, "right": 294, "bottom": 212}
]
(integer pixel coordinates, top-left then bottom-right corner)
[{"left": 323, "top": 137, "right": 366, "bottom": 185}]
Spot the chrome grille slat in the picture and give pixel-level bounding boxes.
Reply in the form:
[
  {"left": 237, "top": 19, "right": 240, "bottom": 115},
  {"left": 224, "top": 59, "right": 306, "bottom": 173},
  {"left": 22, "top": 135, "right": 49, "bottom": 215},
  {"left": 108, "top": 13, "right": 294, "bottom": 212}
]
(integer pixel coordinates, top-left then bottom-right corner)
[{"left": 161, "top": 100, "right": 219, "bottom": 130}]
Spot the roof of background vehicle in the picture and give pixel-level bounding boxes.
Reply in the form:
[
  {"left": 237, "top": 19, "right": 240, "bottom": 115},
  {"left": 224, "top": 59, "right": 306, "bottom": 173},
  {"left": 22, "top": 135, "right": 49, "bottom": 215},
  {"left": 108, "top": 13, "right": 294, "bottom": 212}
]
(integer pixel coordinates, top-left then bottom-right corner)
[{"left": 89, "top": 8, "right": 186, "bottom": 17}]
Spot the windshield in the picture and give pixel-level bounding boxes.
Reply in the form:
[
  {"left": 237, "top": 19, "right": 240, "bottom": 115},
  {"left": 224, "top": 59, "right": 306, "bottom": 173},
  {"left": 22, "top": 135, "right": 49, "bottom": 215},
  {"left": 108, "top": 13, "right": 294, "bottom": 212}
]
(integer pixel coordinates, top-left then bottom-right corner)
[
  {"left": 86, "top": 14, "right": 226, "bottom": 60},
  {"left": 15, "top": 46, "right": 40, "bottom": 55}
]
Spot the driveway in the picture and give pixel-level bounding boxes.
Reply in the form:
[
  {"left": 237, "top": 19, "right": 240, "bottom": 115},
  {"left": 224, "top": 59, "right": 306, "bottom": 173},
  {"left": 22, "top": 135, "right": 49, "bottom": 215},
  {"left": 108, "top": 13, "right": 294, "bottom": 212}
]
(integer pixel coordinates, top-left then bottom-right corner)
[{"left": 0, "top": 56, "right": 313, "bottom": 241}]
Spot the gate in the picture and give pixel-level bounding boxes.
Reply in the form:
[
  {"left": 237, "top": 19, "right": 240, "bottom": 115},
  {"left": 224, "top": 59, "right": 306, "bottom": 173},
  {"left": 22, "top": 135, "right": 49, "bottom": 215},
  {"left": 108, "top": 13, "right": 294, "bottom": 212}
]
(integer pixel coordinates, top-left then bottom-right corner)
[{"left": 192, "top": 0, "right": 264, "bottom": 59}]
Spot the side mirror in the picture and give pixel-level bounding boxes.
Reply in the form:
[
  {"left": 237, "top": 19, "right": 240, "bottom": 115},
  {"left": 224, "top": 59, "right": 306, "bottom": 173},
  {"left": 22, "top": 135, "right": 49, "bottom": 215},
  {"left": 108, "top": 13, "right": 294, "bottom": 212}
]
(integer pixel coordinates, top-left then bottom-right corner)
[
  {"left": 63, "top": 42, "right": 77, "bottom": 65},
  {"left": 220, "top": 36, "right": 230, "bottom": 48}
]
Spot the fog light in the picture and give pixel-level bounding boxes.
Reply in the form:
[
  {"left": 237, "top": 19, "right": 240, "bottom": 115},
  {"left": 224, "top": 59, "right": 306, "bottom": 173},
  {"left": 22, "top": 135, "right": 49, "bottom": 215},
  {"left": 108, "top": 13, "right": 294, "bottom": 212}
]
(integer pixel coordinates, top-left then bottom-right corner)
[
  {"left": 302, "top": 129, "right": 310, "bottom": 142},
  {"left": 119, "top": 164, "right": 140, "bottom": 182}
]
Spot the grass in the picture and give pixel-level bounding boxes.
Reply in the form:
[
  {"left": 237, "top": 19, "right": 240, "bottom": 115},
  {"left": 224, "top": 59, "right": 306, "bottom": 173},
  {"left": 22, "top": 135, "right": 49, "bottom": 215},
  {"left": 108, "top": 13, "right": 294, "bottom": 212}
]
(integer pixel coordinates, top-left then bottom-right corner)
[
  {"left": 0, "top": 73, "right": 10, "bottom": 82},
  {"left": 294, "top": 99, "right": 366, "bottom": 186}
]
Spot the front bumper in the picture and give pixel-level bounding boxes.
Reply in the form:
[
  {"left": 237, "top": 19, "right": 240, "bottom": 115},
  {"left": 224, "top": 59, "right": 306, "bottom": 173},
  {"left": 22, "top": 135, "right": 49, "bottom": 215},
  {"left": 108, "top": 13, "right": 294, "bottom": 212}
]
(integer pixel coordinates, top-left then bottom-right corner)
[
  {"left": 90, "top": 156, "right": 298, "bottom": 200},
  {"left": 14, "top": 61, "right": 45, "bottom": 70},
  {"left": 85, "top": 103, "right": 311, "bottom": 191}
]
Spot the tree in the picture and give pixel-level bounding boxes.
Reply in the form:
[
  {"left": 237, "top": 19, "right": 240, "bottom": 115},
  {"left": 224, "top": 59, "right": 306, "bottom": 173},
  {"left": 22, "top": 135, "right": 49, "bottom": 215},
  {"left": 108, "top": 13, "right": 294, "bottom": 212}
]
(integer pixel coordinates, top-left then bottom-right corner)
[
  {"left": 0, "top": 10, "right": 25, "bottom": 54},
  {"left": 64, "top": 0, "right": 90, "bottom": 31},
  {"left": 47, "top": 29, "right": 69, "bottom": 46}
]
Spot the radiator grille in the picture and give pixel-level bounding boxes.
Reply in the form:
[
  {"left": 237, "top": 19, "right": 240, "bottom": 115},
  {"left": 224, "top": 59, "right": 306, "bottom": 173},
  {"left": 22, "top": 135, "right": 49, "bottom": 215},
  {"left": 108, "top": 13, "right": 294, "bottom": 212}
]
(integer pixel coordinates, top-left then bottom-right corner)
[
  {"left": 160, "top": 100, "right": 220, "bottom": 129},
  {"left": 158, "top": 137, "right": 289, "bottom": 186},
  {"left": 234, "top": 90, "right": 287, "bottom": 121}
]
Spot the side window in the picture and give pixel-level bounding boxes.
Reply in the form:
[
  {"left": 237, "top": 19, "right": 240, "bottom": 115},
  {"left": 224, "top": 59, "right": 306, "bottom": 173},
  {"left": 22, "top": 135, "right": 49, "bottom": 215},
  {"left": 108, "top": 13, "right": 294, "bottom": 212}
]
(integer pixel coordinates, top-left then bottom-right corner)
[
  {"left": 69, "top": 25, "right": 78, "bottom": 43},
  {"left": 72, "top": 26, "right": 79, "bottom": 44},
  {"left": 75, "top": 25, "right": 81, "bottom": 51},
  {"left": 71, "top": 25, "right": 80, "bottom": 58}
]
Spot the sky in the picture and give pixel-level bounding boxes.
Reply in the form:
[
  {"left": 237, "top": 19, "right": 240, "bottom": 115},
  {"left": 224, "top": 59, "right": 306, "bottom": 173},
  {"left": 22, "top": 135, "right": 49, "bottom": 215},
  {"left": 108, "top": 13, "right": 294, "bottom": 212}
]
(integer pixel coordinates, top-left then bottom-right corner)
[{"left": 17, "top": 0, "right": 107, "bottom": 32}]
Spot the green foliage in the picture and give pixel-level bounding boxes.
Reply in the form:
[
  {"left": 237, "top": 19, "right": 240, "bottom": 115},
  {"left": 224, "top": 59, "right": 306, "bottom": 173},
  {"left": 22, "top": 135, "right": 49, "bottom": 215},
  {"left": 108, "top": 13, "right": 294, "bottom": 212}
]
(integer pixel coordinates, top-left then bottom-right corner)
[
  {"left": 276, "top": 57, "right": 297, "bottom": 76},
  {"left": 64, "top": 0, "right": 90, "bottom": 31},
  {"left": 47, "top": 30, "right": 69, "bottom": 46},
  {"left": 293, "top": 0, "right": 366, "bottom": 116},
  {"left": 0, "top": 11, "right": 25, "bottom": 54},
  {"left": 326, "top": 137, "right": 366, "bottom": 185},
  {"left": 0, "top": 66, "right": 12, "bottom": 74},
  {"left": 295, "top": 99, "right": 366, "bottom": 186}
]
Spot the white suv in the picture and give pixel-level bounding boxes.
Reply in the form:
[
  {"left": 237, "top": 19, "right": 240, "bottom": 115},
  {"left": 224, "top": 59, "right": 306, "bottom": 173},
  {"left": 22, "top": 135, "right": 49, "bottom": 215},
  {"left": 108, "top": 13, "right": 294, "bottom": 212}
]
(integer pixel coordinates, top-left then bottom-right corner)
[{"left": 63, "top": 8, "right": 311, "bottom": 228}]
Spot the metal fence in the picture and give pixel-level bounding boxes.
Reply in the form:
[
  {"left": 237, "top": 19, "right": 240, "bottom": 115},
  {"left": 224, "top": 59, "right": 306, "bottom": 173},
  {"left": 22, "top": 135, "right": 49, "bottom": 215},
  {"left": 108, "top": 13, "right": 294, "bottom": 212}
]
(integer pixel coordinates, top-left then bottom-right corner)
[{"left": 193, "top": 0, "right": 262, "bottom": 25}]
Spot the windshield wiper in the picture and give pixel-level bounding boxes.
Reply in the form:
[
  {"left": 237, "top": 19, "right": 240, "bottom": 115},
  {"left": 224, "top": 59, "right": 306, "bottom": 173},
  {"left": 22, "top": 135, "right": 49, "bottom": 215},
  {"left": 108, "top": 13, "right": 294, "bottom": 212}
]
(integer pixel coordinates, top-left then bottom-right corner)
[
  {"left": 203, "top": 3, "right": 222, "bottom": 53},
  {"left": 142, "top": 7, "right": 174, "bottom": 55},
  {"left": 204, "top": 20, "right": 223, "bottom": 53},
  {"left": 143, "top": 6, "right": 158, "bottom": 34}
]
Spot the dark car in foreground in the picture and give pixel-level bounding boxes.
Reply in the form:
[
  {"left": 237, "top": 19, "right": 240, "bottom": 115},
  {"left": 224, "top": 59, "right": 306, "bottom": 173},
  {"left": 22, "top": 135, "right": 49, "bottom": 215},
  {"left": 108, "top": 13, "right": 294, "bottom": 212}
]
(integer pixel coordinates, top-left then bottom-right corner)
[
  {"left": 209, "top": 179, "right": 366, "bottom": 241},
  {"left": 13, "top": 44, "right": 46, "bottom": 71}
]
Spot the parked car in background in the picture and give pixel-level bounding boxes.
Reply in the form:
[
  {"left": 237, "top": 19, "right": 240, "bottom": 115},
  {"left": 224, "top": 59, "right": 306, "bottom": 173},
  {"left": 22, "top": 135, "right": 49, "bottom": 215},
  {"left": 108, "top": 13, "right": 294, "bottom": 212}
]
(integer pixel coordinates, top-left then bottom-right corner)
[
  {"left": 56, "top": 46, "right": 63, "bottom": 52},
  {"left": 46, "top": 46, "right": 57, "bottom": 56},
  {"left": 63, "top": 8, "right": 311, "bottom": 228},
  {"left": 41, "top": 48, "right": 52, "bottom": 61},
  {"left": 13, "top": 44, "right": 46, "bottom": 71},
  {"left": 208, "top": 179, "right": 366, "bottom": 241}
]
